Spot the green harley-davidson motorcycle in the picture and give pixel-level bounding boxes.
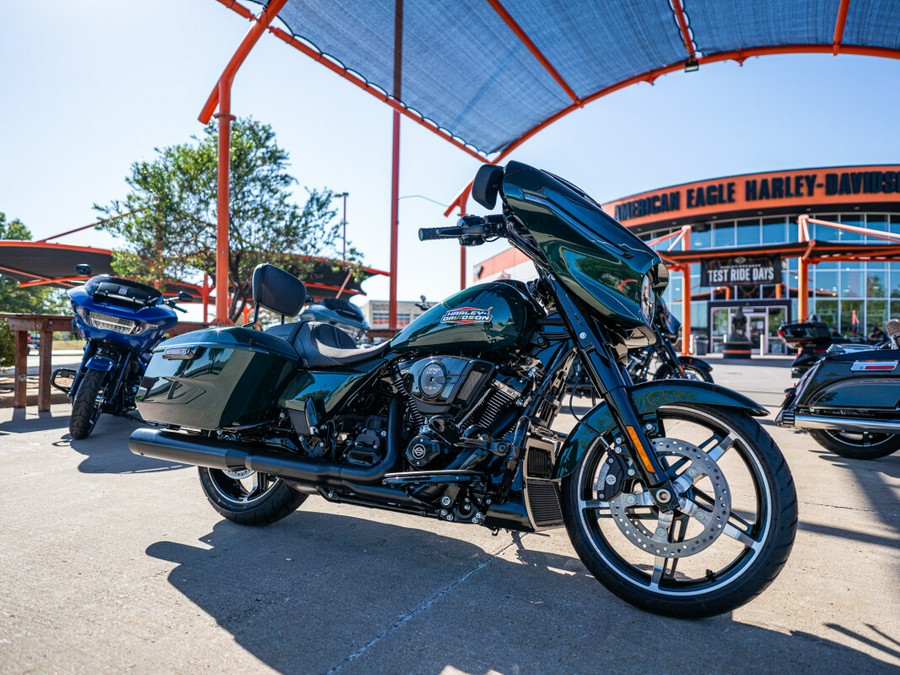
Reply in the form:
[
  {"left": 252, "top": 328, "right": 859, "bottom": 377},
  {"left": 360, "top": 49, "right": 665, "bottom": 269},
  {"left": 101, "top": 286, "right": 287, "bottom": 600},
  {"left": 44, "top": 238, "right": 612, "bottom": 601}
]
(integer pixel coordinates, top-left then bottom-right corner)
[{"left": 129, "top": 162, "right": 797, "bottom": 618}]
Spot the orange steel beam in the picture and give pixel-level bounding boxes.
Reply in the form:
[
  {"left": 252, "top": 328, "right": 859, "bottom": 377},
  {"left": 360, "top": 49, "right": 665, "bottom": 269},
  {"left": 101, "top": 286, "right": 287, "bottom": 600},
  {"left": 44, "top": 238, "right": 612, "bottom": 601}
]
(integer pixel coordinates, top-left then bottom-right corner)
[
  {"left": 37, "top": 208, "right": 150, "bottom": 244},
  {"left": 0, "top": 241, "right": 113, "bottom": 255},
  {"left": 833, "top": 0, "right": 851, "bottom": 55},
  {"left": 199, "top": 0, "right": 289, "bottom": 125},
  {"left": 200, "top": 0, "right": 289, "bottom": 324},
  {"left": 18, "top": 276, "right": 87, "bottom": 289},
  {"left": 670, "top": 0, "right": 697, "bottom": 60},
  {"left": 680, "top": 227, "right": 691, "bottom": 356},
  {"left": 486, "top": 0, "right": 580, "bottom": 103}
]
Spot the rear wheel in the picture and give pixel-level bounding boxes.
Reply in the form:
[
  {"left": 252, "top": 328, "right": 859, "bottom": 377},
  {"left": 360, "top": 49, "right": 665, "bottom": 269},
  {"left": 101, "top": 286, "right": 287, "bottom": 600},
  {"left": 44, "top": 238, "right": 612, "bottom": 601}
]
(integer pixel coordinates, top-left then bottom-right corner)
[
  {"left": 198, "top": 467, "right": 307, "bottom": 526},
  {"left": 655, "top": 363, "right": 713, "bottom": 383},
  {"left": 808, "top": 428, "right": 900, "bottom": 460},
  {"left": 69, "top": 370, "right": 105, "bottom": 439},
  {"left": 562, "top": 405, "right": 797, "bottom": 618}
]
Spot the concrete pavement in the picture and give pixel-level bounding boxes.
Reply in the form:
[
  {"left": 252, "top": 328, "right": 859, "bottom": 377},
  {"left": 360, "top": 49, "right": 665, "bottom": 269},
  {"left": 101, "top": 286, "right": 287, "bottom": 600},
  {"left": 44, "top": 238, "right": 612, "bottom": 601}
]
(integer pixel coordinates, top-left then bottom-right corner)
[{"left": 0, "top": 361, "right": 897, "bottom": 673}]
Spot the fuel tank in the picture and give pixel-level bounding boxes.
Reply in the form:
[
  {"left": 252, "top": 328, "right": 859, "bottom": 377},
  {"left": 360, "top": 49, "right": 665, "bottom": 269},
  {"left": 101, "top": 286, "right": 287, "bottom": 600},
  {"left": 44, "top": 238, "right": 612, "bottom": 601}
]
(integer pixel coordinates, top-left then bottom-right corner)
[{"left": 391, "top": 280, "right": 536, "bottom": 353}]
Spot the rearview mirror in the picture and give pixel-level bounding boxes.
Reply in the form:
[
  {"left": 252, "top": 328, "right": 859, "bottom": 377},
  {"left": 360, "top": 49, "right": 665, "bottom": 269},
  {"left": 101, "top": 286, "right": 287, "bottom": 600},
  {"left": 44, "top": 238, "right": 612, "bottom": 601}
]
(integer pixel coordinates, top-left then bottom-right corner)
[
  {"left": 74, "top": 264, "right": 93, "bottom": 276},
  {"left": 177, "top": 291, "right": 193, "bottom": 302}
]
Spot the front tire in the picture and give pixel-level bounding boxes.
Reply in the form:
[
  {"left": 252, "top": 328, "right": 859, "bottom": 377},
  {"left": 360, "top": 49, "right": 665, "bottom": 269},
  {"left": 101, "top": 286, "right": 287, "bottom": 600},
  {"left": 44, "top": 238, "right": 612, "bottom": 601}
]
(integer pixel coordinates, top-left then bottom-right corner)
[
  {"left": 808, "top": 428, "right": 900, "bottom": 460},
  {"left": 198, "top": 467, "right": 307, "bottom": 526},
  {"left": 69, "top": 370, "right": 105, "bottom": 439},
  {"left": 562, "top": 405, "right": 797, "bottom": 618}
]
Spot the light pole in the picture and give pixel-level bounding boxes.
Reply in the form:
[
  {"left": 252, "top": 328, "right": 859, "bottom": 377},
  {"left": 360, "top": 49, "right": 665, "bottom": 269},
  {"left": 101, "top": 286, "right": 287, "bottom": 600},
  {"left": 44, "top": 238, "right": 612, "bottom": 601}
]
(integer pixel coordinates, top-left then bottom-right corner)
[{"left": 338, "top": 192, "right": 349, "bottom": 261}]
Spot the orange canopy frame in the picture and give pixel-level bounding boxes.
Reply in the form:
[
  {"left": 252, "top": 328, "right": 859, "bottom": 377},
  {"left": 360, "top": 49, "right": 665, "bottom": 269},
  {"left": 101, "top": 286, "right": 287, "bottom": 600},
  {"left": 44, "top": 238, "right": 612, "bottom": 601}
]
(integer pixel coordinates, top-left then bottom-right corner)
[{"left": 202, "top": 0, "right": 900, "bottom": 327}]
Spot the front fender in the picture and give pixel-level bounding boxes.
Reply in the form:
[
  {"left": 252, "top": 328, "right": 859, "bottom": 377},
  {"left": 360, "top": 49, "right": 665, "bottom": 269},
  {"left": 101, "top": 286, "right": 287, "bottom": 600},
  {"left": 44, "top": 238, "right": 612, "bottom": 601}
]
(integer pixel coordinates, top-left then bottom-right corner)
[
  {"left": 553, "top": 379, "right": 767, "bottom": 479},
  {"left": 85, "top": 355, "right": 115, "bottom": 372}
]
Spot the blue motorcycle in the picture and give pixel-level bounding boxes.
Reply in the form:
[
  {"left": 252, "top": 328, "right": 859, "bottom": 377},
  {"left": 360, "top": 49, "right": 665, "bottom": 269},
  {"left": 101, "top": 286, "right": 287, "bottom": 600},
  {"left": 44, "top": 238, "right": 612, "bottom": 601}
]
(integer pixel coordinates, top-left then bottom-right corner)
[{"left": 52, "top": 264, "right": 188, "bottom": 439}]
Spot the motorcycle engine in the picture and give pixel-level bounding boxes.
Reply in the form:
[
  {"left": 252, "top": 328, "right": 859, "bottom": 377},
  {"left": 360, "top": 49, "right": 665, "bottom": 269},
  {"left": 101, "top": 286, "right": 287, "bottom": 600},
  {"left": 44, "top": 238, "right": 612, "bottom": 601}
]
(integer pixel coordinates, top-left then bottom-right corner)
[{"left": 395, "top": 356, "right": 530, "bottom": 468}]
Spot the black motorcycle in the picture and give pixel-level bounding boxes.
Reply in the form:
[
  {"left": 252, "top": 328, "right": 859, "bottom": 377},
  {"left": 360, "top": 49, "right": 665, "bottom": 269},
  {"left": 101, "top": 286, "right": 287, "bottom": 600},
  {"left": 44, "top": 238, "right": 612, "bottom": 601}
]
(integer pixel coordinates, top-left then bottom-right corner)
[
  {"left": 567, "top": 300, "right": 712, "bottom": 395},
  {"left": 627, "top": 300, "right": 713, "bottom": 383},
  {"left": 777, "top": 319, "right": 900, "bottom": 460},
  {"left": 777, "top": 318, "right": 876, "bottom": 378},
  {"left": 129, "top": 161, "right": 796, "bottom": 618}
]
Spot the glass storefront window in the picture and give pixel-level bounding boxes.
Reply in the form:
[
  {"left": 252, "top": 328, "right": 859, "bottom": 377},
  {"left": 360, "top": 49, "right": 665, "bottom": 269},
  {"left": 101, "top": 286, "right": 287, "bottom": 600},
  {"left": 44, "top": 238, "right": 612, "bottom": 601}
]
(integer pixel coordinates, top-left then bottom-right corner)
[
  {"left": 865, "top": 215, "right": 887, "bottom": 243},
  {"left": 839, "top": 216, "right": 864, "bottom": 242},
  {"left": 867, "top": 300, "right": 887, "bottom": 333},
  {"left": 692, "top": 226, "right": 711, "bottom": 249},
  {"left": 891, "top": 215, "right": 900, "bottom": 237},
  {"left": 891, "top": 300, "right": 900, "bottom": 320},
  {"left": 760, "top": 217, "right": 785, "bottom": 244},
  {"left": 813, "top": 299, "right": 837, "bottom": 330},
  {"left": 713, "top": 222, "right": 735, "bottom": 248},
  {"left": 866, "top": 269, "right": 887, "bottom": 298},
  {"left": 813, "top": 268, "right": 838, "bottom": 297},
  {"left": 788, "top": 220, "right": 798, "bottom": 243},
  {"left": 816, "top": 215, "right": 839, "bottom": 241},
  {"left": 840, "top": 299, "right": 864, "bottom": 336},
  {"left": 890, "top": 266, "right": 900, "bottom": 298},
  {"left": 737, "top": 219, "right": 761, "bottom": 246},
  {"left": 841, "top": 267, "right": 864, "bottom": 298}
]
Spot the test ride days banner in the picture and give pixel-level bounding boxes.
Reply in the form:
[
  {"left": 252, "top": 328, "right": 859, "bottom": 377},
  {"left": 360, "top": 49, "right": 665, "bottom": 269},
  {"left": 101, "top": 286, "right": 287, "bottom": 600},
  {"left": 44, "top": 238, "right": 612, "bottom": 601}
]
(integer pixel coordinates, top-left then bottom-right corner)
[{"left": 700, "top": 255, "right": 779, "bottom": 286}]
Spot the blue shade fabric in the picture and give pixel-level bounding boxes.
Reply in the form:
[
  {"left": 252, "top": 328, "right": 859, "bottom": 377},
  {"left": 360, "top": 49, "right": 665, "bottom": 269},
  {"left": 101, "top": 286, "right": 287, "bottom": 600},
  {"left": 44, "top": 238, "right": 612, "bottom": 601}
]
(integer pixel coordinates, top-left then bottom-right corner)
[{"left": 245, "top": 0, "right": 900, "bottom": 156}]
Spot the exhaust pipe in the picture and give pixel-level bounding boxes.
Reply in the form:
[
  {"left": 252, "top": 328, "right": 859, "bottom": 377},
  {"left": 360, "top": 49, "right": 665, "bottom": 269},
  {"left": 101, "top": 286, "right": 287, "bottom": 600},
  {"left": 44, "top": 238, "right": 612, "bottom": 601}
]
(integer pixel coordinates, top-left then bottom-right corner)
[
  {"left": 792, "top": 414, "right": 900, "bottom": 434},
  {"left": 129, "top": 397, "right": 402, "bottom": 486}
]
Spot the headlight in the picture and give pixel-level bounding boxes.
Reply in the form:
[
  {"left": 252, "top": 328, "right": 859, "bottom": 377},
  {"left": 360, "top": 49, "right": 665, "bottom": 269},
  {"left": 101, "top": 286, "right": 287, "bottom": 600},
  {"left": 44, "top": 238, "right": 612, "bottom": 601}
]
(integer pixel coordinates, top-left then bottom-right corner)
[
  {"left": 86, "top": 310, "right": 144, "bottom": 335},
  {"left": 640, "top": 276, "right": 655, "bottom": 324}
]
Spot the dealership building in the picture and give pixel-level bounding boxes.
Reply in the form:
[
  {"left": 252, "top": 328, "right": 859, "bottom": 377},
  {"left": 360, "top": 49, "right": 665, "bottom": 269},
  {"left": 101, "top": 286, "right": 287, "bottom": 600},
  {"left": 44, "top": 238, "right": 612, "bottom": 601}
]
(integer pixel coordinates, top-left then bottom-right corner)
[{"left": 473, "top": 165, "right": 900, "bottom": 356}]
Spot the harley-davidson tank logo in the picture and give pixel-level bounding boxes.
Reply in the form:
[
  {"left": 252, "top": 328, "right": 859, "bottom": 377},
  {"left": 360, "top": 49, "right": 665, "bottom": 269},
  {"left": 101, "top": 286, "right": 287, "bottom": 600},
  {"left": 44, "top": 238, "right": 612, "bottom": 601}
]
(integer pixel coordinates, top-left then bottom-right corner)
[{"left": 440, "top": 306, "right": 493, "bottom": 324}]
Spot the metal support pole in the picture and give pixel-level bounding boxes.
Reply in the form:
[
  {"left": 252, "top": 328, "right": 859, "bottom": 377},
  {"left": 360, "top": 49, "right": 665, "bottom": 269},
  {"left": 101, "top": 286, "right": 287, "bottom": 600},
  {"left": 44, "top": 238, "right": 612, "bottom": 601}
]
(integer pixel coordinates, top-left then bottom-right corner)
[
  {"left": 340, "top": 192, "right": 349, "bottom": 261},
  {"left": 459, "top": 202, "right": 467, "bottom": 290},
  {"left": 799, "top": 257, "right": 809, "bottom": 320},
  {"left": 215, "top": 80, "right": 233, "bottom": 324},
  {"left": 388, "top": 0, "right": 403, "bottom": 330},
  {"left": 388, "top": 113, "right": 401, "bottom": 330},
  {"left": 680, "top": 226, "right": 692, "bottom": 356}
]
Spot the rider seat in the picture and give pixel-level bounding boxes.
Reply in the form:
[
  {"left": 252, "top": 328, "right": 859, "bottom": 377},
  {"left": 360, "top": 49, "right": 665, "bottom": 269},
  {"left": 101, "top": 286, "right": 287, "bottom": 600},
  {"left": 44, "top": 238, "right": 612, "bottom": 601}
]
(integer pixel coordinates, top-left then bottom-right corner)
[
  {"left": 251, "top": 263, "right": 389, "bottom": 368},
  {"left": 265, "top": 321, "right": 390, "bottom": 367}
]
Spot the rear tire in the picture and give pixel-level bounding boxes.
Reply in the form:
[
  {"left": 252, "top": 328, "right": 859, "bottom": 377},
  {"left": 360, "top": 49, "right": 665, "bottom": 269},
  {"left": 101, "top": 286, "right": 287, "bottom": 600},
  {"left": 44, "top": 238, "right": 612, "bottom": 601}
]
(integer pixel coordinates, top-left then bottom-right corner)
[
  {"left": 655, "top": 363, "right": 714, "bottom": 383},
  {"left": 198, "top": 467, "right": 307, "bottom": 526},
  {"left": 69, "top": 370, "right": 104, "bottom": 439},
  {"left": 808, "top": 428, "right": 900, "bottom": 460}
]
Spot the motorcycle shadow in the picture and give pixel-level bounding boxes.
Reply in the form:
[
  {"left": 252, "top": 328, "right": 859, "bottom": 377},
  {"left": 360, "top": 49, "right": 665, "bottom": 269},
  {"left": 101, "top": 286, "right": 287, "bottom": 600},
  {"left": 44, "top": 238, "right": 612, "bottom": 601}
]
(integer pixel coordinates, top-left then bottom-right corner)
[
  {"left": 146, "top": 509, "right": 894, "bottom": 673},
  {"left": 61, "top": 416, "right": 184, "bottom": 475}
]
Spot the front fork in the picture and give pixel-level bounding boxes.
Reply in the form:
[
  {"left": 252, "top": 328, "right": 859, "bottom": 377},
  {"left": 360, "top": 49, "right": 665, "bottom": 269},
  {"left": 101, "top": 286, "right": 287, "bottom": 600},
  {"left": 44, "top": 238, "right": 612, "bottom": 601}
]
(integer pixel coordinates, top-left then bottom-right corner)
[{"left": 548, "top": 279, "right": 679, "bottom": 511}]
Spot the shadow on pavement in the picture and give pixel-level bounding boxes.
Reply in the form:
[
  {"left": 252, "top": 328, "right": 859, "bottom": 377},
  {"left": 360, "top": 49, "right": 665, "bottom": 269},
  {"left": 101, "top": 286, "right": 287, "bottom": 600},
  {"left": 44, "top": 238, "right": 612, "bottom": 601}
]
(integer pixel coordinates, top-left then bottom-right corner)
[
  {"left": 64, "top": 416, "right": 185, "bottom": 474},
  {"left": 147, "top": 510, "right": 897, "bottom": 673}
]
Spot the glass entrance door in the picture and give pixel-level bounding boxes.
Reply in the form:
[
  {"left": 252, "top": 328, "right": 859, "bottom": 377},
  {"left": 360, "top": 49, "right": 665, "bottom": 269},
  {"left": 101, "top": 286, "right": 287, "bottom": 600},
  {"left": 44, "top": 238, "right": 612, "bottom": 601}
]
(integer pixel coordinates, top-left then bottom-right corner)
[{"left": 745, "top": 311, "right": 767, "bottom": 355}]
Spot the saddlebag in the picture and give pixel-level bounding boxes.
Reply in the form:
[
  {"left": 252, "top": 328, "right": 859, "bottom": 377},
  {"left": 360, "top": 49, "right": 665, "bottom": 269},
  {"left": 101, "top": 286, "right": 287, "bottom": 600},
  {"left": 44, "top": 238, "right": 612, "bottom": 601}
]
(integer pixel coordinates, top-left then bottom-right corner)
[{"left": 137, "top": 327, "right": 300, "bottom": 430}]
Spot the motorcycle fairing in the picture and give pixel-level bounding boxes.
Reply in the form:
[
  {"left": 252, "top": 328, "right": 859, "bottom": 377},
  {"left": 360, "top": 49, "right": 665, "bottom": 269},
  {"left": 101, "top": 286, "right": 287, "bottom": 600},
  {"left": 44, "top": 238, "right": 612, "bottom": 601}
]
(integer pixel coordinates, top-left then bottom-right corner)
[
  {"left": 553, "top": 380, "right": 767, "bottom": 479},
  {"left": 501, "top": 161, "right": 666, "bottom": 341}
]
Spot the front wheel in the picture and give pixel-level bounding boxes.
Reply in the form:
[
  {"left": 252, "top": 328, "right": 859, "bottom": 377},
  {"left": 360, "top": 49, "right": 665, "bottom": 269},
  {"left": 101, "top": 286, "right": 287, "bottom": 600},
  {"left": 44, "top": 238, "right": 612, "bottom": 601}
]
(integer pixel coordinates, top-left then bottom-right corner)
[
  {"left": 198, "top": 467, "right": 307, "bottom": 526},
  {"left": 69, "top": 370, "right": 105, "bottom": 439},
  {"left": 562, "top": 405, "right": 797, "bottom": 618},
  {"left": 808, "top": 428, "right": 900, "bottom": 460}
]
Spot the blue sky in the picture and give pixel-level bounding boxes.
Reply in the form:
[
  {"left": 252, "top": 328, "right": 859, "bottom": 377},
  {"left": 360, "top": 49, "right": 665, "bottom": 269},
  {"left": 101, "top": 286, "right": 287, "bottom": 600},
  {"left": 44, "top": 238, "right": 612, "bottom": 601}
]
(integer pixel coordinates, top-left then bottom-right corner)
[{"left": 2, "top": 1, "right": 899, "bottom": 304}]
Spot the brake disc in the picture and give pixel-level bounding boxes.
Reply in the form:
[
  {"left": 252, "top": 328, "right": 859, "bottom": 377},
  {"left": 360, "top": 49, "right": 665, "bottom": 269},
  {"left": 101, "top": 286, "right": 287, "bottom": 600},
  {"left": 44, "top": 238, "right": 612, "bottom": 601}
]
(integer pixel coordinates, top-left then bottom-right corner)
[{"left": 608, "top": 438, "right": 731, "bottom": 558}]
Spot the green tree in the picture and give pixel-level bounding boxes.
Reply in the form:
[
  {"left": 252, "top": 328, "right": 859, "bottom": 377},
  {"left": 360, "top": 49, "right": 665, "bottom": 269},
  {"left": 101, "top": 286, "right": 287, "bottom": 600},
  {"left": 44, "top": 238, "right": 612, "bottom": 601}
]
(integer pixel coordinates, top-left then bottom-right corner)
[
  {"left": 96, "top": 118, "right": 360, "bottom": 322},
  {"left": 0, "top": 213, "right": 67, "bottom": 314}
]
